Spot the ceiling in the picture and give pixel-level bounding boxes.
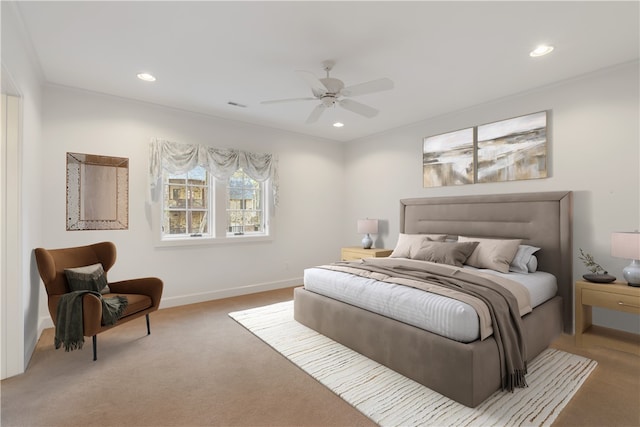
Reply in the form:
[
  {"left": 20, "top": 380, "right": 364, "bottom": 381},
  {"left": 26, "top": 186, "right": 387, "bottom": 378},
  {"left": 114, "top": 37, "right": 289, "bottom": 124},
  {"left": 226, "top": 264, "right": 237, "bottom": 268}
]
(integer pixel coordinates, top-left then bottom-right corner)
[{"left": 14, "top": 1, "right": 640, "bottom": 142}]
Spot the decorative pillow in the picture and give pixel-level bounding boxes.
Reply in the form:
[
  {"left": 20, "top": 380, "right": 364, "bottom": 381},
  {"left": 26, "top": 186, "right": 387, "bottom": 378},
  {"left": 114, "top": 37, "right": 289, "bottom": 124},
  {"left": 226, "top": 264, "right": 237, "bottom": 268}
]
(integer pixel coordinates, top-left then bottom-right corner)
[
  {"left": 509, "top": 245, "right": 541, "bottom": 274},
  {"left": 527, "top": 255, "right": 538, "bottom": 273},
  {"left": 413, "top": 241, "right": 480, "bottom": 267},
  {"left": 389, "top": 233, "right": 448, "bottom": 258},
  {"left": 64, "top": 263, "right": 109, "bottom": 294},
  {"left": 457, "top": 236, "right": 522, "bottom": 273}
]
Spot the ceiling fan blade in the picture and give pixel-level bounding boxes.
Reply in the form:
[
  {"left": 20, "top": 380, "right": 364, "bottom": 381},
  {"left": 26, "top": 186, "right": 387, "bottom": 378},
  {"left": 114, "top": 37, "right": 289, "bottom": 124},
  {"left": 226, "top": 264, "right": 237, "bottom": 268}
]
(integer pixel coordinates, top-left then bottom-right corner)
[
  {"left": 339, "top": 99, "right": 378, "bottom": 118},
  {"left": 296, "top": 70, "right": 328, "bottom": 98},
  {"left": 305, "top": 104, "right": 326, "bottom": 124},
  {"left": 341, "top": 78, "right": 394, "bottom": 97},
  {"left": 261, "top": 97, "right": 316, "bottom": 105}
]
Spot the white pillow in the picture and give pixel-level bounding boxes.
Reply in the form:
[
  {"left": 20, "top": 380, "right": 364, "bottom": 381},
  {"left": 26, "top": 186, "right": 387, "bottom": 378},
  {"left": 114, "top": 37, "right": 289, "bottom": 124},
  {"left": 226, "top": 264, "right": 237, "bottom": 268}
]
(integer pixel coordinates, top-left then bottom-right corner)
[
  {"left": 458, "top": 236, "right": 522, "bottom": 273},
  {"left": 509, "top": 245, "right": 541, "bottom": 274},
  {"left": 389, "top": 233, "right": 447, "bottom": 258},
  {"left": 527, "top": 255, "right": 538, "bottom": 273}
]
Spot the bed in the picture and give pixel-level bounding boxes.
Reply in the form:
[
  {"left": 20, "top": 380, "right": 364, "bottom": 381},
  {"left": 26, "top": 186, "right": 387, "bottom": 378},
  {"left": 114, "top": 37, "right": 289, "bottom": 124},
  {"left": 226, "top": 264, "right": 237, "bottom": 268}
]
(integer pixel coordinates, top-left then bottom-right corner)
[{"left": 293, "top": 191, "right": 572, "bottom": 408}]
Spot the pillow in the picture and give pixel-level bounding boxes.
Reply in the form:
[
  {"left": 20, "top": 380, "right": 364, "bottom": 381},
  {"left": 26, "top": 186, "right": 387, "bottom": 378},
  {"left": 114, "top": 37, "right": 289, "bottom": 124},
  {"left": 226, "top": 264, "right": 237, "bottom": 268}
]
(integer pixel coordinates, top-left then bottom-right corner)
[
  {"left": 457, "top": 236, "right": 522, "bottom": 273},
  {"left": 527, "top": 255, "right": 538, "bottom": 273},
  {"left": 509, "top": 245, "right": 541, "bottom": 274},
  {"left": 413, "top": 241, "right": 480, "bottom": 267},
  {"left": 389, "top": 233, "right": 447, "bottom": 258},
  {"left": 64, "top": 263, "right": 109, "bottom": 294}
]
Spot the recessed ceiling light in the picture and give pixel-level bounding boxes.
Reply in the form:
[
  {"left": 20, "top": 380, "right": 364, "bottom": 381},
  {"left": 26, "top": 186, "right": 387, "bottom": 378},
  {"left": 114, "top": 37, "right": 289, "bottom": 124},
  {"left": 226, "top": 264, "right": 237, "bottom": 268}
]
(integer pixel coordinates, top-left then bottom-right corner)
[
  {"left": 529, "top": 45, "right": 554, "bottom": 57},
  {"left": 333, "top": 122, "right": 344, "bottom": 128},
  {"left": 137, "top": 73, "right": 156, "bottom": 82}
]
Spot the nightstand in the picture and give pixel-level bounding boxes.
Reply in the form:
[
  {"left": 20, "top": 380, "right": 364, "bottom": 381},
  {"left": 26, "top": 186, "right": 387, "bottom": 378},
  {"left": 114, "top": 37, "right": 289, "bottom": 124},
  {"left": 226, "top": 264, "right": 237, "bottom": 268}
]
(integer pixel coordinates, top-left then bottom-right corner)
[
  {"left": 575, "top": 280, "right": 640, "bottom": 356},
  {"left": 341, "top": 247, "right": 393, "bottom": 261}
]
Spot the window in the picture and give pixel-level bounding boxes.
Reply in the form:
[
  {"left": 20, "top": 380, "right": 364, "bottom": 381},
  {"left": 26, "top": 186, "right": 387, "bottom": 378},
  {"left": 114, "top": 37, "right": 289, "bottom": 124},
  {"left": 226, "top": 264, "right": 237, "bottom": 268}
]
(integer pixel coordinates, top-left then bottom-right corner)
[
  {"left": 227, "top": 169, "right": 264, "bottom": 235},
  {"left": 159, "top": 166, "right": 269, "bottom": 243},
  {"left": 162, "top": 166, "right": 210, "bottom": 238},
  {"left": 150, "top": 139, "right": 276, "bottom": 244}
]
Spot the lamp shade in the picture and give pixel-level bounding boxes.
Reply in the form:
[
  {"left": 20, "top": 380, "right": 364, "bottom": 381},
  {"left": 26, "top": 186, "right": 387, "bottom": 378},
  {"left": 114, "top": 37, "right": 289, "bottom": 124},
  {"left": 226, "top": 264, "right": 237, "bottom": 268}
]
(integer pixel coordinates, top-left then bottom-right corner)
[
  {"left": 611, "top": 232, "right": 640, "bottom": 260},
  {"left": 357, "top": 219, "right": 378, "bottom": 235}
]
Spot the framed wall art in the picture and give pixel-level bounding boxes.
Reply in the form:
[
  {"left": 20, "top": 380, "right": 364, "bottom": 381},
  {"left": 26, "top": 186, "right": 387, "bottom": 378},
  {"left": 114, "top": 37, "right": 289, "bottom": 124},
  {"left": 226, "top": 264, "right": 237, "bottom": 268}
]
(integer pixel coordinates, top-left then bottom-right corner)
[
  {"left": 423, "top": 111, "right": 548, "bottom": 187},
  {"left": 422, "top": 127, "right": 474, "bottom": 187},
  {"left": 476, "top": 111, "right": 548, "bottom": 183}
]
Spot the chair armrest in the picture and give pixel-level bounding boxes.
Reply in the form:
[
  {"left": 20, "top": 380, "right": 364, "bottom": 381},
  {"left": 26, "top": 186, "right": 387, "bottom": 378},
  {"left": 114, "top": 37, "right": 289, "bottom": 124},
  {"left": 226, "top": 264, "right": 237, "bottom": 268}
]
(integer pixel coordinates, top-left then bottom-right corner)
[
  {"left": 109, "top": 277, "right": 163, "bottom": 310},
  {"left": 82, "top": 293, "right": 103, "bottom": 337},
  {"left": 48, "top": 293, "right": 104, "bottom": 337}
]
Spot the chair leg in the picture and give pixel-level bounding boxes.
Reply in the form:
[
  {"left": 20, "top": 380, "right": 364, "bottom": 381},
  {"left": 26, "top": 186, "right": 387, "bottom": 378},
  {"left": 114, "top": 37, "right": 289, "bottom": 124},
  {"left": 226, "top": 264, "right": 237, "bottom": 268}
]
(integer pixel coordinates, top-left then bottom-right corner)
[{"left": 91, "top": 316, "right": 150, "bottom": 361}]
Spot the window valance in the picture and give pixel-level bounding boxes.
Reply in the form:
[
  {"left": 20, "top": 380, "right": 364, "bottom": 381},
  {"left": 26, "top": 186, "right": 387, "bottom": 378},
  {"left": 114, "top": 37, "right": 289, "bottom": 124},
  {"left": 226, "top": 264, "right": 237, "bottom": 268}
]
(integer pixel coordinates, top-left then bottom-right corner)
[{"left": 149, "top": 138, "right": 278, "bottom": 206}]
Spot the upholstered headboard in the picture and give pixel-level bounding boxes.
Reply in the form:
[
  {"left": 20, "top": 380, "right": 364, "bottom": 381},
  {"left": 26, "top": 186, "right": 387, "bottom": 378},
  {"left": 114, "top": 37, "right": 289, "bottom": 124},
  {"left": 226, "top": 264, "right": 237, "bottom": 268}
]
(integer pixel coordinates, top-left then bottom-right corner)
[{"left": 400, "top": 191, "right": 573, "bottom": 333}]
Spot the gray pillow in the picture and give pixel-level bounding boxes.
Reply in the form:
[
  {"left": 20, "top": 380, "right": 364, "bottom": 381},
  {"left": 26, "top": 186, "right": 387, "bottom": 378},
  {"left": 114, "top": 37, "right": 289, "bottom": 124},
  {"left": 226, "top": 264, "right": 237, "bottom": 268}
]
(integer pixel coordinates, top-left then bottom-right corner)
[
  {"left": 64, "top": 263, "right": 109, "bottom": 294},
  {"left": 412, "top": 241, "right": 480, "bottom": 267}
]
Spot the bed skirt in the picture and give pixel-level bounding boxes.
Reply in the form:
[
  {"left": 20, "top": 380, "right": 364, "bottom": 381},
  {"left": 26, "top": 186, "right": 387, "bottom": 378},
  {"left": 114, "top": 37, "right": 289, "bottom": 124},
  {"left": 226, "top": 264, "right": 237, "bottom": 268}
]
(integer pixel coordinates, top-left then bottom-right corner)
[{"left": 293, "top": 286, "right": 563, "bottom": 408}]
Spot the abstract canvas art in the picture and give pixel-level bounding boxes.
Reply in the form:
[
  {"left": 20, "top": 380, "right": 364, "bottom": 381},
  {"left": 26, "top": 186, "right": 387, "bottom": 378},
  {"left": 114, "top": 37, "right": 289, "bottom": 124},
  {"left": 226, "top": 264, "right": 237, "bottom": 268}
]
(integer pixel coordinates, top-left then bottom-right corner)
[
  {"left": 476, "top": 111, "right": 548, "bottom": 183},
  {"left": 423, "top": 127, "right": 474, "bottom": 187},
  {"left": 423, "top": 111, "right": 548, "bottom": 187}
]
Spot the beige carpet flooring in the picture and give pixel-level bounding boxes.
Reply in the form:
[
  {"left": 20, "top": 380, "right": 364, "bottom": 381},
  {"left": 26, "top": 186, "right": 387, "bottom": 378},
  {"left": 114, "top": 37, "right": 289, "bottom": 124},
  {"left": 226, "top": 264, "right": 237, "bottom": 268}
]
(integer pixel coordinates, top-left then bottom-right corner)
[{"left": 2, "top": 287, "right": 639, "bottom": 427}]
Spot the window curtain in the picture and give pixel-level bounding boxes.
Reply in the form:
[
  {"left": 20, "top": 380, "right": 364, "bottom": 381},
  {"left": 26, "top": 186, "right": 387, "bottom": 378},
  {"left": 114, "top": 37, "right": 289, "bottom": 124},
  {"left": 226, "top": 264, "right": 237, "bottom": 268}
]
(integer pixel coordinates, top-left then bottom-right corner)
[{"left": 149, "top": 138, "right": 279, "bottom": 207}]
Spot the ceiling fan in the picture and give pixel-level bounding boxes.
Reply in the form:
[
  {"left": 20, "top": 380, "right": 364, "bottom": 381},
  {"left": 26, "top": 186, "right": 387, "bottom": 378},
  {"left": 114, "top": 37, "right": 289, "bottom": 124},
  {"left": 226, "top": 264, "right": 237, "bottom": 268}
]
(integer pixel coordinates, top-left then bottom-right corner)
[{"left": 261, "top": 60, "right": 394, "bottom": 124}]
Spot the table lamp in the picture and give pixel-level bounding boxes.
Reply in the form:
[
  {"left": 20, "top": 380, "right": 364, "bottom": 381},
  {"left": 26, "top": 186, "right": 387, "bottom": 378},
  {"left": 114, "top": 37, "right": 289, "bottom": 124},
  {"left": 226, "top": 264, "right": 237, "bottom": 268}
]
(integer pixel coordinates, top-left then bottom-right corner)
[
  {"left": 357, "top": 219, "right": 378, "bottom": 249},
  {"left": 611, "top": 231, "right": 640, "bottom": 287}
]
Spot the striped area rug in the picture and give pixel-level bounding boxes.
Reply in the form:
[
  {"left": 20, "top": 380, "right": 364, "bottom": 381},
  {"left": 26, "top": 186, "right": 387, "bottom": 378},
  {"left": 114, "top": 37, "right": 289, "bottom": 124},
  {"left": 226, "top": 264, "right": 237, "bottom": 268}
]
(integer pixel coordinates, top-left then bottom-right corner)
[{"left": 229, "top": 301, "right": 597, "bottom": 427}]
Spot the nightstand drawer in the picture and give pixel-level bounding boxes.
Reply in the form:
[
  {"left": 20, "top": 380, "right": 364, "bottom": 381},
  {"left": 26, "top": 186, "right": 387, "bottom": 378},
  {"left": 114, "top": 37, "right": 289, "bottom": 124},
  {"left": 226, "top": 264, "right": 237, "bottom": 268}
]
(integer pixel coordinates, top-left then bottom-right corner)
[
  {"left": 582, "top": 288, "right": 640, "bottom": 314},
  {"left": 342, "top": 252, "right": 365, "bottom": 261}
]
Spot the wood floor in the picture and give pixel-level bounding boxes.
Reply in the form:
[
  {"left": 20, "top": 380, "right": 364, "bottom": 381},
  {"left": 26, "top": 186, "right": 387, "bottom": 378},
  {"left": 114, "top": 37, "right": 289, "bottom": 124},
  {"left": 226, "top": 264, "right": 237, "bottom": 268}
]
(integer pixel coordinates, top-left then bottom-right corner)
[{"left": 2, "top": 287, "right": 639, "bottom": 426}]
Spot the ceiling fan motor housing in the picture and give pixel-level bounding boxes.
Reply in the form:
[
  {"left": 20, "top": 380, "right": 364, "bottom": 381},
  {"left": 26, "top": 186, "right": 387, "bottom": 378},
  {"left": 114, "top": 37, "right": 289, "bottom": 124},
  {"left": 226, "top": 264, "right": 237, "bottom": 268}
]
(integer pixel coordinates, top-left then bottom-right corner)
[{"left": 321, "top": 96, "right": 337, "bottom": 107}]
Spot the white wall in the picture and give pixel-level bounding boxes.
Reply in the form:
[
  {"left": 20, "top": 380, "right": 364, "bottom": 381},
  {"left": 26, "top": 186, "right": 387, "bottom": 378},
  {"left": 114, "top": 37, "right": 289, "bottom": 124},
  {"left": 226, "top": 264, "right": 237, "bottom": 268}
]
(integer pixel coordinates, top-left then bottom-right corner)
[
  {"left": 344, "top": 61, "right": 640, "bottom": 333},
  {"left": 1, "top": 1, "right": 44, "bottom": 377},
  {"left": 39, "top": 85, "right": 345, "bottom": 328}
]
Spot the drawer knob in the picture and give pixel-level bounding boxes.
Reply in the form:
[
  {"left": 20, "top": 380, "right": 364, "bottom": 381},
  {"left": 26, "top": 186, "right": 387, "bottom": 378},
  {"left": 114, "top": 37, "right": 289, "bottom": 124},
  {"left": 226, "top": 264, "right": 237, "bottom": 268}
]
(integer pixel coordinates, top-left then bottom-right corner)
[{"left": 618, "top": 301, "right": 640, "bottom": 309}]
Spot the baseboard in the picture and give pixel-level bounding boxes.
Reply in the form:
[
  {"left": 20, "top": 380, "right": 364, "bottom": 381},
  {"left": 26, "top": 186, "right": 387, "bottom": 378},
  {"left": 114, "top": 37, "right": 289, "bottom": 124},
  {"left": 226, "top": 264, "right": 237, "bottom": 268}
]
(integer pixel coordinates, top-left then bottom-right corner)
[
  {"left": 158, "top": 277, "right": 302, "bottom": 309},
  {"left": 37, "top": 277, "right": 303, "bottom": 333},
  {"left": 38, "top": 317, "right": 54, "bottom": 332}
]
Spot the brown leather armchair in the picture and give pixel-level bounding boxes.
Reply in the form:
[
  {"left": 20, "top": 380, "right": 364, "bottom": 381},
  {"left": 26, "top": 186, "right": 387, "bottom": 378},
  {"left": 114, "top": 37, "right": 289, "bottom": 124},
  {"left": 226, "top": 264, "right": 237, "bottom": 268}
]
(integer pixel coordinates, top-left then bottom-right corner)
[{"left": 35, "top": 241, "right": 163, "bottom": 360}]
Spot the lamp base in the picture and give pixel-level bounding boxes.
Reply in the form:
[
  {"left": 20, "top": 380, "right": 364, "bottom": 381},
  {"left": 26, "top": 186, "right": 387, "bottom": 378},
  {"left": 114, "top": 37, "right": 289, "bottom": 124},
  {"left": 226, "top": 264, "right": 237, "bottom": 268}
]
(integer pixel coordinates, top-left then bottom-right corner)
[
  {"left": 361, "top": 233, "right": 373, "bottom": 249},
  {"left": 622, "top": 259, "right": 640, "bottom": 287}
]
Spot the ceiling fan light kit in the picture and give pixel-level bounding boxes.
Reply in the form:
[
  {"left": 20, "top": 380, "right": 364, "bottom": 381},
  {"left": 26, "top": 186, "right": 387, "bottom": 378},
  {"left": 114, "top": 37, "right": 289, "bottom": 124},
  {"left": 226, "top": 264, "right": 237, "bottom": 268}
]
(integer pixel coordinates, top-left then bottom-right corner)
[{"left": 261, "top": 60, "right": 394, "bottom": 124}]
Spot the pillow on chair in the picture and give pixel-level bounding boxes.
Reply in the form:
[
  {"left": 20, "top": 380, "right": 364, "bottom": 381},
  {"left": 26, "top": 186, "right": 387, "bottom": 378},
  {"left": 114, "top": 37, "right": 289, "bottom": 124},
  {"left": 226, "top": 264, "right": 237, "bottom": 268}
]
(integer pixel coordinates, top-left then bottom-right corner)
[{"left": 64, "top": 263, "right": 110, "bottom": 294}]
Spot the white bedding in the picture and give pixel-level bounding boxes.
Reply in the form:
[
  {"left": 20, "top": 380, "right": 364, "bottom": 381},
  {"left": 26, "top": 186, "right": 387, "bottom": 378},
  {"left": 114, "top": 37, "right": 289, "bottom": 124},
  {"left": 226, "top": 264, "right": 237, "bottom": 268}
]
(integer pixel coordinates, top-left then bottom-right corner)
[{"left": 303, "top": 261, "right": 557, "bottom": 343}]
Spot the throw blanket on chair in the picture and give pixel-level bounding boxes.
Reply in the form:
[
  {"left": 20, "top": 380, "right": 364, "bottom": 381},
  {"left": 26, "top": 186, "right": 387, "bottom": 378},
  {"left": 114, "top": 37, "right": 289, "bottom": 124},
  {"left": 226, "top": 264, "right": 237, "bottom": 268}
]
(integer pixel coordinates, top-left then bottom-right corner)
[{"left": 54, "top": 291, "right": 128, "bottom": 352}]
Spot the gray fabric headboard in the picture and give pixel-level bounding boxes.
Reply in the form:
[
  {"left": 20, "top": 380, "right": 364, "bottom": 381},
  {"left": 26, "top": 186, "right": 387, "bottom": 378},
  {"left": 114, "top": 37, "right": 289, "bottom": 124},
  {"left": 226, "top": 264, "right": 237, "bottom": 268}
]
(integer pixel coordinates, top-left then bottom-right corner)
[{"left": 400, "top": 191, "right": 573, "bottom": 333}]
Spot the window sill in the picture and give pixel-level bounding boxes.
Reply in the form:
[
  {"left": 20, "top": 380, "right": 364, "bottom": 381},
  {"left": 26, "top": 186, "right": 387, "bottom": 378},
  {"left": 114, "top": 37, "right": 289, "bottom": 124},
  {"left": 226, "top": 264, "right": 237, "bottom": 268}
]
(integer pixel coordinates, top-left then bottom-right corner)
[{"left": 155, "top": 234, "right": 272, "bottom": 248}]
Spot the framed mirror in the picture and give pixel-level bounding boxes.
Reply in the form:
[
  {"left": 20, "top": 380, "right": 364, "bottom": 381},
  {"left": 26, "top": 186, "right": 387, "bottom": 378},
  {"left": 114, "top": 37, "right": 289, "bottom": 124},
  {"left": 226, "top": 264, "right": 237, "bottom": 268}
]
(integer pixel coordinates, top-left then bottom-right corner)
[{"left": 66, "top": 152, "right": 129, "bottom": 230}]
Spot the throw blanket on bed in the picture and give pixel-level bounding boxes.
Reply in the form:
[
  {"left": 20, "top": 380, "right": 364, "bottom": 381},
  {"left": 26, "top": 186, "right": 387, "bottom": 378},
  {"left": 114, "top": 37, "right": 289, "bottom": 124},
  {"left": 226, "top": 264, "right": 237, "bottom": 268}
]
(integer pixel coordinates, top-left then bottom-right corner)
[
  {"left": 318, "top": 259, "right": 528, "bottom": 391},
  {"left": 54, "top": 291, "right": 128, "bottom": 352}
]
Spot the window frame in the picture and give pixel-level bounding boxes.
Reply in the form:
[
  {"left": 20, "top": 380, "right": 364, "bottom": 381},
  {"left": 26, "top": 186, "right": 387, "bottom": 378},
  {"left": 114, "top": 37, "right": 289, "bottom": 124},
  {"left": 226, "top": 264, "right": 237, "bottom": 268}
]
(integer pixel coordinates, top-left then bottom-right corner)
[
  {"left": 161, "top": 166, "right": 212, "bottom": 239},
  {"left": 226, "top": 168, "right": 267, "bottom": 237},
  {"left": 155, "top": 166, "right": 272, "bottom": 247}
]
